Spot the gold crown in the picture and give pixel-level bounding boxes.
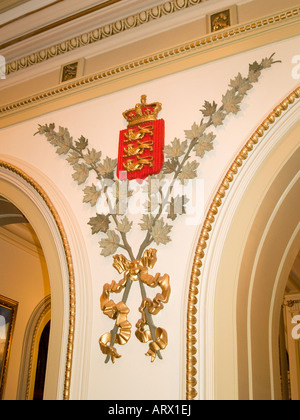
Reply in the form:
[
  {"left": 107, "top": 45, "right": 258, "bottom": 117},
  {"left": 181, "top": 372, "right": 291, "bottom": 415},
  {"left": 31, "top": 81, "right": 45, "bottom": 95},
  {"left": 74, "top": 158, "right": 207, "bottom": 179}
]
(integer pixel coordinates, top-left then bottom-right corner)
[{"left": 123, "top": 95, "right": 162, "bottom": 127}]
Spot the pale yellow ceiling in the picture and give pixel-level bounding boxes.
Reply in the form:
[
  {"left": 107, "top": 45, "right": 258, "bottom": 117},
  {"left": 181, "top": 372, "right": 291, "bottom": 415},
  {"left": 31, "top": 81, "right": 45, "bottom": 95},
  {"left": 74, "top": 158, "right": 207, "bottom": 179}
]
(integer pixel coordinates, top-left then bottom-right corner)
[
  {"left": 0, "top": 0, "right": 32, "bottom": 14},
  {"left": 0, "top": 195, "right": 27, "bottom": 226},
  {"left": 0, "top": 0, "right": 65, "bottom": 27}
]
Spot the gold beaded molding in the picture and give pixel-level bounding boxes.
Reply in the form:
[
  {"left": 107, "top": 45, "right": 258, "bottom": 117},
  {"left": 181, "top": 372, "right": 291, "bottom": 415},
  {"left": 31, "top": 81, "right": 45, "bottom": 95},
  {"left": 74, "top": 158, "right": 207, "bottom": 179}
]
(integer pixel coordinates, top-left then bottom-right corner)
[
  {"left": 1, "top": 6, "right": 299, "bottom": 119},
  {"left": 186, "top": 86, "right": 300, "bottom": 400},
  {"left": 25, "top": 296, "right": 51, "bottom": 400},
  {"left": 0, "top": 161, "right": 75, "bottom": 401},
  {"left": 5, "top": 0, "right": 204, "bottom": 75},
  {"left": 5, "top": 4, "right": 300, "bottom": 77}
]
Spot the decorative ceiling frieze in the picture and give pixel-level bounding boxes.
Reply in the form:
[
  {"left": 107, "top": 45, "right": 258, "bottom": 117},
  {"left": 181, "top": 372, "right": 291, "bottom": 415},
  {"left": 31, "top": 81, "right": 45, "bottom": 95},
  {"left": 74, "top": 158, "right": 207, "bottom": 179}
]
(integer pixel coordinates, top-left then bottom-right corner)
[
  {"left": 0, "top": 6, "right": 299, "bottom": 123},
  {"left": 3, "top": 0, "right": 206, "bottom": 76}
]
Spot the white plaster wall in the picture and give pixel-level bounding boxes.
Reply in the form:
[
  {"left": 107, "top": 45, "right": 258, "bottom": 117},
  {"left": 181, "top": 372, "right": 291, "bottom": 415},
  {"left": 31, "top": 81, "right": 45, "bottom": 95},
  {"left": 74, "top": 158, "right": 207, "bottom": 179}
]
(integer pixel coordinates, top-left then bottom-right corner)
[
  {"left": 0, "top": 34, "right": 299, "bottom": 399},
  {"left": 0, "top": 235, "right": 50, "bottom": 399}
]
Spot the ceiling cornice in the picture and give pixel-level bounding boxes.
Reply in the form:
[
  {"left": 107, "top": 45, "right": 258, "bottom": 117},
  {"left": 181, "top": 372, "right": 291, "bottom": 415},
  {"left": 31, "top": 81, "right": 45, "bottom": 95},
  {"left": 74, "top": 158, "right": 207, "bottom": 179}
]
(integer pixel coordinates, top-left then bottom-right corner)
[
  {"left": 0, "top": 0, "right": 122, "bottom": 49},
  {"left": 0, "top": 0, "right": 32, "bottom": 14},
  {"left": 2, "top": 0, "right": 208, "bottom": 74},
  {"left": 0, "top": 224, "right": 44, "bottom": 258},
  {"left": 0, "top": 195, "right": 28, "bottom": 225},
  {"left": 0, "top": 5, "right": 299, "bottom": 128}
]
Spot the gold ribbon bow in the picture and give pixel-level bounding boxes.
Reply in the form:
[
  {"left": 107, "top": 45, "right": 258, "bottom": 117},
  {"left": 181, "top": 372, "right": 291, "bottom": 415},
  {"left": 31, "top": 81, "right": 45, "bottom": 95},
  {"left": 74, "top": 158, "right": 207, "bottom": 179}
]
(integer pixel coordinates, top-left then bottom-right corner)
[
  {"left": 99, "top": 276, "right": 131, "bottom": 363},
  {"left": 99, "top": 249, "right": 171, "bottom": 362}
]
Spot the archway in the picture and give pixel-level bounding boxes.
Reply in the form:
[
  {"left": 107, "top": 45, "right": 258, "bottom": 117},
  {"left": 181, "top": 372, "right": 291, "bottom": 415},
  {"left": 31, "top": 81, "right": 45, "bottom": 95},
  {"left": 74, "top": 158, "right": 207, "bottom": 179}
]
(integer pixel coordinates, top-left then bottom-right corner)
[
  {"left": 0, "top": 161, "right": 75, "bottom": 399},
  {"left": 281, "top": 253, "right": 300, "bottom": 400},
  {"left": 0, "top": 196, "right": 51, "bottom": 400},
  {"left": 213, "top": 94, "right": 299, "bottom": 399},
  {"left": 187, "top": 87, "right": 300, "bottom": 400},
  {"left": 16, "top": 295, "right": 51, "bottom": 400},
  {"left": 234, "top": 149, "right": 299, "bottom": 400}
]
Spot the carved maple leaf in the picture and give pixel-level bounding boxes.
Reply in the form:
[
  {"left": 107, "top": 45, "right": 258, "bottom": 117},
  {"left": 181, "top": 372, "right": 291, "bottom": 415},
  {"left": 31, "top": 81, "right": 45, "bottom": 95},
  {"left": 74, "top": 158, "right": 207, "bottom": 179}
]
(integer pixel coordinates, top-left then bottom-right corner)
[
  {"left": 221, "top": 89, "right": 243, "bottom": 114},
  {"left": 200, "top": 100, "right": 217, "bottom": 117},
  {"left": 49, "top": 126, "right": 73, "bottom": 155},
  {"left": 83, "top": 148, "right": 102, "bottom": 165},
  {"left": 193, "top": 132, "right": 216, "bottom": 158},
  {"left": 164, "top": 137, "right": 188, "bottom": 159},
  {"left": 139, "top": 214, "right": 155, "bottom": 231},
  {"left": 212, "top": 109, "right": 226, "bottom": 127},
  {"left": 177, "top": 160, "right": 199, "bottom": 184},
  {"left": 163, "top": 159, "right": 178, "bottom": 174},
  {"left": 116, "top": 216, "right": 133, "bottom": 233},
  {"left": 96, "top": 157, "right": 118, "bottom": 178},
  {"left": 151, "top": 219, "right": 172, "bottom": 245},
  {"left": 75, "top": 135, "right": 88, "bottom": 150},
  {"left": 67, "top": 150, "right": 80, "bottom": 165},
  {"left": 99, "top": 230, "right": 120, "bottom": 257},
  {"left": 36, "top": 52, "right": 281, "bottom": 266},
  {"left": 72, "top": 163, "right": 89, "bottom": 185},
  {"left": 248, "top": 70, "right": 261, "bottom": 83},
  {"left": 88, "top": 213, "right": 111, "bottom": 234},
  {"left": 83, "top": 184, "right": 101, "bottom": 207},
  {"left": 184, "top": 122, "right": 207, "bottom": 141},
  {"left": 229, "top": 72, "right": 253, "bottom": 95}
]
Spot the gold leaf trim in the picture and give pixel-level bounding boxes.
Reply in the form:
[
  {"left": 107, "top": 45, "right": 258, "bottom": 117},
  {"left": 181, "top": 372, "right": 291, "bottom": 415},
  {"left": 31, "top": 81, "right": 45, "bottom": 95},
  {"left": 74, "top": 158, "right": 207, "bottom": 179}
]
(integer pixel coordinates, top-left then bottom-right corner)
[
  {"left": 1, "top": 6, "right": 299, "bottom": 119},
  {"left": 99, "top": 249, "right": 171, "bottom": 363},
  {"left": 186, "top": 86, "right": 300, "bottom": 400},
  {"left": 0, "top": 1, "right": 119, "bottom": 47},
  {"left": 5, "top": 0, "right": 204, "bottom": 75},
  {"left": 0, "top": 161, "right": 75, "bottom": 400},
  {"left": 5, "top": 5, "right": 299, "bottom": 76},
  {"left": 25, "top": 296, "right": 51, "bottom": 400}
]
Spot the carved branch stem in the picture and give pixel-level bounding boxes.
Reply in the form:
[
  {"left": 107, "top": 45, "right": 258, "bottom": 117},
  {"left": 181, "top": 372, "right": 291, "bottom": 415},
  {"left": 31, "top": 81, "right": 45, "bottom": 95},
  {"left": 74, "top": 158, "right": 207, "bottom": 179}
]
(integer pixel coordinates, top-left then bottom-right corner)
[{"left": 105, "top": 277, "right": 133, "bottom": 363}]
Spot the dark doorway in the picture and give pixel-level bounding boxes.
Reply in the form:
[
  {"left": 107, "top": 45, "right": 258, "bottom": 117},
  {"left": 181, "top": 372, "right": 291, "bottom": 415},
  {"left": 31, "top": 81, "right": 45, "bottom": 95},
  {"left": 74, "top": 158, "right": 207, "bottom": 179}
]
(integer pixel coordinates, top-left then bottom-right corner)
[{"left": 33, "top": 321, "right": 50, "bottom": 400}]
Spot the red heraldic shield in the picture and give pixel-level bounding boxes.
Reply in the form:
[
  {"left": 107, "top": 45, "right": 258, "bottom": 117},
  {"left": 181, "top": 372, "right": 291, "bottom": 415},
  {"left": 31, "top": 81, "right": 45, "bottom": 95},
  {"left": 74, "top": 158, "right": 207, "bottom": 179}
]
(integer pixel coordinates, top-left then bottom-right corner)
[{"left": 117, "top": 95, "right": 165, "bottom": 181}]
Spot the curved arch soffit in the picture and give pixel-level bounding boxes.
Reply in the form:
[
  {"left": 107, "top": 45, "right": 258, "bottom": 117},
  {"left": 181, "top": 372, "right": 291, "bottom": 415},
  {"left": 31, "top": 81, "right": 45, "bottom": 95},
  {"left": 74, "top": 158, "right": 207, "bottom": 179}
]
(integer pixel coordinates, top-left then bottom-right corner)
[
  {"left": 17, "top": 295, "right": 51, "bottom": 400},
  {"left": 0, "top": 162, "right": 75, "bottom": 400},
  {"left": 186, "top": 86, "right": 300, "bottom": 400}
]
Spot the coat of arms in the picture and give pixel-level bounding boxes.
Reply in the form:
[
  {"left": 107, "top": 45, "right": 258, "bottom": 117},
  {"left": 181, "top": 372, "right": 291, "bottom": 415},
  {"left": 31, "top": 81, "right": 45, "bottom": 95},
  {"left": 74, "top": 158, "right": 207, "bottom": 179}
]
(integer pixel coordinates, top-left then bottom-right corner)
[
  {"left": 35, "top": 53, "right": 280, "bottom": 367},
  {"left": 117, "top": 95, "right": 165, "bottom": 180}
]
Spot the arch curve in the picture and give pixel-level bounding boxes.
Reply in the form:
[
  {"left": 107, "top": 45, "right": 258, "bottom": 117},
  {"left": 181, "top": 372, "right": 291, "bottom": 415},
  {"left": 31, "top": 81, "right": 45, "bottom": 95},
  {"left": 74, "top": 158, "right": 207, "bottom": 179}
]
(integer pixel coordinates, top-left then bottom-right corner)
[
  {"left": 187, "top": 86, "right": 300, "bottom": 400},
  {"left": 17, "top": 295, "right": 51, "bottom": 400},
  {"left": 0, "top": 160, "right": 75, "bottom": 400}
]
